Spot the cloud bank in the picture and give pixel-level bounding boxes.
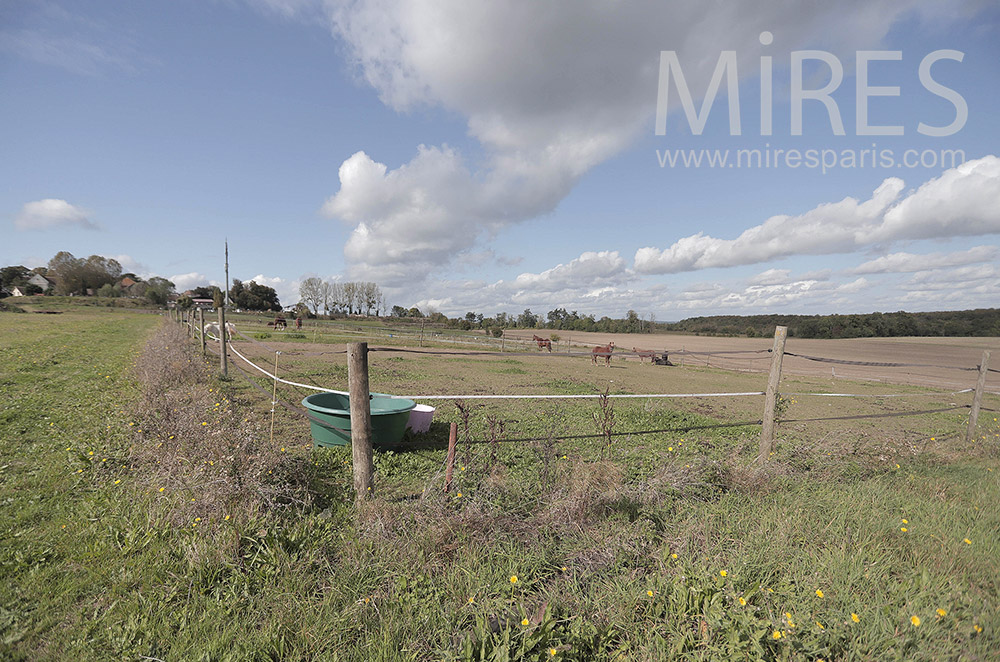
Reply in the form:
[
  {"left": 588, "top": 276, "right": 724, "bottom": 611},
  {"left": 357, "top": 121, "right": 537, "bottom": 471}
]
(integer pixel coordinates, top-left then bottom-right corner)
[
  {"left": 317, "top": 0, "right": 958, "bottom": 284},
  {"left": 635, "top": 156, "right": 1000, "bottom": 274}
]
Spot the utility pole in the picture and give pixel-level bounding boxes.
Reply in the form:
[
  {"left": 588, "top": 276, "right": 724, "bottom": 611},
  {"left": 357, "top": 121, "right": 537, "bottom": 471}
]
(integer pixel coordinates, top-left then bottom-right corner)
[{"left": 224, "top": 239, "right": 230, "bottom": 309}]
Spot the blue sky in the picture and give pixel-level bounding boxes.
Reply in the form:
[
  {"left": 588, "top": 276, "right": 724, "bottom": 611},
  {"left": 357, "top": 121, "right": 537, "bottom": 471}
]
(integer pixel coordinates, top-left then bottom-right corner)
[{"left": 3, "top": 0, "right": 998, "bottom": 319}]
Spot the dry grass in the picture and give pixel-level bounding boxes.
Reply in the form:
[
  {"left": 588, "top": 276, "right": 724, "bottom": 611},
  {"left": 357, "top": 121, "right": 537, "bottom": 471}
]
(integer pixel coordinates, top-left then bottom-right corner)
[{"left": 130, "top": 321, "right": 313, "bottom": 531}]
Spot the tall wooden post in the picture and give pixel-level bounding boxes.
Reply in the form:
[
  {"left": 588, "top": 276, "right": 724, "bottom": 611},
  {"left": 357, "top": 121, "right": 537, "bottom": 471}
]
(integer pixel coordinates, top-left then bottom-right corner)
[
  {"left": 348, "top": 342, "right": 374, "bottom": 498},
  {"left": 419, "top": 319, "right": 425, "bottom": 347},
  {"left": 966, "top": 350, "right": 991, "bottom": 443},
  {"left": 218, "top": 305, "right": 228, "bottom": 378},
  {"left": 757, "top": 326, "right": 788, "bottom": 464},
  {"left": 199, "top": 307, "right": 206, "bottom": 356}
]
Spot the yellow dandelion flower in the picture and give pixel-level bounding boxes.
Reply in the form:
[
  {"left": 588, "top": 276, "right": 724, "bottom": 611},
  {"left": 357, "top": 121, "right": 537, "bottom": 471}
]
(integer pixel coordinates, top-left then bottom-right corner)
[
  {"left": 158, "top": 487, "right": 165, "bottom": 492},
  {"left": 974, "top": 624, "right": 983, "bottom": 633},
  {"left": 936, "top": 608, "right": 946, "bottom": 617},
  {"left": 88, "top": 451, "right": 94, "bottom": 456},
  {"left": 901, "top": 527, "right": 908, "bottom": 532},
  {"left": 521, "top": 618, "right": 529, "bottom": 626},
  {"left": 720, "top": 570, "right": 727, "bottom": 577},
  {"left": 647, "top": 590, "right": 654, "bottom": 597},
  {"left": 195, "top": 517, "right": 201, "bottom": 522},
  {"left": 510, "top": 575, "right": 518, "bottom": 584},
  {"left": 816, "top": 589, "right": 824, "bottom": 598},
  {"left": 668, "top": 447, "right": 673, "bottom": 451},
  {"left": 964, "top": 538, "right": 972, "bottom": 544},
  {"left": 671, "top": 553, "right": 678, "bottom": 559},
  {"left": 457, "top": 492, "right": 463, "bottom": 498},
  {"left": 561, "top": 566, "right": 567, "bottom": 572},
  {"left": 772, "top": 631, "right": 782, "bottom": 640},
  {"left": 468, "top": 597, "right": 474, "bottom": 604},
  {"left": 911, "top": 615, "right": 921, "bottom": 627},
  {"left": 902, "top": 519, "right": 908, "bottom": 524},
  {"left": 851, "top": 613, "right": 860, "bottom": 623},
  {"left": 114, "top": 480, "right": 121, "bottom": 485},
  {"left": 201, "top": 422, "right": 208, "bottom": 426},
  {"left": 224, "top": 515, "right": 230, "bottom": 521},
  {"left": 738, "top": 597, "right": 746, "bottom": 606},
  {"left": 815, "top": 621, "right": 824, "bottom": 629},
  {"left": 550, "top": 649, "right": 557, "bottom": 657}
]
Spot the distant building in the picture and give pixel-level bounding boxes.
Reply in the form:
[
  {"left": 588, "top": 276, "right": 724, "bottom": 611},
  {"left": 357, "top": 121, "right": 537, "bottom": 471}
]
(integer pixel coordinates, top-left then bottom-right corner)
[
  {"left": 191, "top": 298, "right": 215, "bottom": 309},
  {"left": 27, "top": 273, "right": 53, "bottom": 292}
]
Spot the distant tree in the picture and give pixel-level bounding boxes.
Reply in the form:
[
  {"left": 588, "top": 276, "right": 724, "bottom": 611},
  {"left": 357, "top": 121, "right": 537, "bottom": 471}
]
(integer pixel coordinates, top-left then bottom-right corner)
[
  {"left": 97, "top": 283, "right": 118, "bottom": 298},
  {"left": 517, "top": 308, "right": 537, "bottom": 328},
  {"left": 1, "top": 265, "right": 32, "bottom": 290},
  {"left": 299, "top": 277, "right": 323, "bottom": 314},
  {"left": 342, "top": 282, "right": 358, "bottom": 315},
  {"left": 231, "top": 279, "right": 280, "bottom": 312},
  {"left": 391, "top": 305, "right": 407, "bottom": 317},
  {"left": 407, "top": 306, "right": 424, "bottom": 318},
  {"left": 326, "top": 281, "right": 345, "bottom": 315},
  {"left": 145, "top": 277, "right": 175, "bottom": 305},
  {"left": 191, "top": 286, "right": 219, "bottom": 300},
  {"left": 176, "top": 295, "right": 193, "bottom": 310},
  {"left": 46, "top": 252, "right": 122, "bottom": 295}
]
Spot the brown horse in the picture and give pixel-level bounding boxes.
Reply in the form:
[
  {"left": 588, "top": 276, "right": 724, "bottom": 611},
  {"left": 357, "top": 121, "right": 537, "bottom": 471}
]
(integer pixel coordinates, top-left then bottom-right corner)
[
  {"left": 532, "top": 334, "right": 552, "bottom": 352},
  {"left": 632, "top": 347, "right": 657, "bottom": 363},
  {"left": 592, "top": 341, "right": 615, "bottom": 366}
]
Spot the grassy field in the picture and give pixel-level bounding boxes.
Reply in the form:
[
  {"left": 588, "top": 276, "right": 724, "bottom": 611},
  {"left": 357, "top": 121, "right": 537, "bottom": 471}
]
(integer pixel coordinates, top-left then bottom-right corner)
[{"left": 1, "top": 307, "right": 998, "bottom": 661}]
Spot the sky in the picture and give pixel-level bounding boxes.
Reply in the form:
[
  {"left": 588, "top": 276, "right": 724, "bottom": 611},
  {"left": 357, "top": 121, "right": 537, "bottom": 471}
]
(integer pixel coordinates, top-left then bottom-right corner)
[{"left": 2, "top": 0, "right": 999, "bottom": 320}]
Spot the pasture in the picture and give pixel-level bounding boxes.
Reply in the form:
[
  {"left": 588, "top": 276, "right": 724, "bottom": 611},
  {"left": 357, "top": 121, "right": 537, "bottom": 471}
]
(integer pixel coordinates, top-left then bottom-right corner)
[{"left": 2, "top": 306, "right": 999, "bottom": 661}]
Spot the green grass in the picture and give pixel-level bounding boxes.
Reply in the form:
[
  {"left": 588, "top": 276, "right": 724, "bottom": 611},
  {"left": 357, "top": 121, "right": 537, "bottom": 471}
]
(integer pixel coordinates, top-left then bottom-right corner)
[{"left": 2, "top": 307, "right": 998, "bottom": 660}]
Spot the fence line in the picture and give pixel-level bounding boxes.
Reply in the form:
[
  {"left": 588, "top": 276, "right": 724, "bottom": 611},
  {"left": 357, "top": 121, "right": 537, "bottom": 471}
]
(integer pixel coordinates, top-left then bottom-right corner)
[{"left": 187, "top": 317, "right": 997, "bottom": 459}]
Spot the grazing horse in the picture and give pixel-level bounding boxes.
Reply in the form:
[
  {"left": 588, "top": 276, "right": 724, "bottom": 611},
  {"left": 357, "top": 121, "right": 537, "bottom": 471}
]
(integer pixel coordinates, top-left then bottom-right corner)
[
  {"left": 632, "top": 347, "right": 658, "bottom": 363},
  {"left": 592, "top": 341, "right": 615, "bottom": 366},
  {"left": 532, "top": 334, "right": 552, "bottom": 352},
  {"left": 203, "top": 321, "right": 235, "bottom": 340},
  {"left": 272, "top": 316, "right": 287, "bottom": 330}
]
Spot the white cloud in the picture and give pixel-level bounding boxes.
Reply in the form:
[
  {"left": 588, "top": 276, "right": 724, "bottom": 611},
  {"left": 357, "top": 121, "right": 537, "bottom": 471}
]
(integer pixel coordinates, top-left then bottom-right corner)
[
  {"left": 748, "top": 268, "right": 792, "bottom": 286},
  {"left": 110, "top": 255, "right": 150, "bottom": 278},
  {"left": 14, "top": 199, "right": 98, "bottom": 231},
  {"left": 511, "top": 251, "right": 629, "bottom": 293},
  {"left": 851, "top": 246, "right": 999, "bottom": 274},
  {"left": 169, "top": 272, "right": 219, "bottom": 292},
  {"left": 636, "top": 157, "right": 1000, "bottom": 274},
  {"left": 319, "top": 0, "right": 960, "bottom": 285},
  {"left": 243, "top": 274, "right": 301, "bottom": 309},
  {"left": 873, "top": 157, "right": 1000, "bottom": 242}
]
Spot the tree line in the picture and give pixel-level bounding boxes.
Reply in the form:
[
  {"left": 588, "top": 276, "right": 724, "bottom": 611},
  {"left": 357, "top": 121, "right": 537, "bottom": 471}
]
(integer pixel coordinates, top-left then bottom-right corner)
[
  {"left": 665, "top": 310, "right": 1000, "bottom": 338},
  {"left": 298, "top": 278, "right": 384, "bottom": 316},
  {"left": 2, "top": 252, "right": 175, "bottom": 304}
]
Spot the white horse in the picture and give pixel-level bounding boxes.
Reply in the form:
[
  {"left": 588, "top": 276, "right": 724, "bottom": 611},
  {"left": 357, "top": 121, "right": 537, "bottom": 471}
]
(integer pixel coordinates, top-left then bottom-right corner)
[{"left": 203, "top": 321, "right": 235, "bottom": 340}]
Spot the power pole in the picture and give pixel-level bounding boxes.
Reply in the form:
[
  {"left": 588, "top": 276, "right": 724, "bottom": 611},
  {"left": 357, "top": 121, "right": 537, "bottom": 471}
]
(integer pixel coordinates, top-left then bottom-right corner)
[{"left": 224, "top": 239, "right": 230, "bottom": 309}]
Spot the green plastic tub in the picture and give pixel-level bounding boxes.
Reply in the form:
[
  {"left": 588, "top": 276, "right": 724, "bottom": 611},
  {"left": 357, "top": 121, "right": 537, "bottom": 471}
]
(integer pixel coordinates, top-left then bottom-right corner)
[{"left": 302, "top": 392, "right": 416, "bottom": 449}]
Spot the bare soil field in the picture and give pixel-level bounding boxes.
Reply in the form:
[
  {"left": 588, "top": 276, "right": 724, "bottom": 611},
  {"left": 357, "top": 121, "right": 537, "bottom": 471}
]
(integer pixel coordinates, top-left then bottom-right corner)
[
  {"left": 226, "top": 326, "right": 1000, "bottom": 456},
  {"left": 505, "top": 329, "right": 1000, "bottom": 391}
]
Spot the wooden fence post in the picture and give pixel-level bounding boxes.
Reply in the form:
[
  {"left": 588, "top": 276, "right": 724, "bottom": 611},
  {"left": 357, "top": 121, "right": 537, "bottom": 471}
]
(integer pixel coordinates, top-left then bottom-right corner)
[
  {"left": 444, "top": 422, "right": 458, "bottom": 492},
  {"left": 218, "top": 306, "right": 228, "bottom": 378},
  {"left": 757, "top": 325, "right": 788, "bottom": 464},
  {"left": 199, "top": 307, "right": 206, "bottom": 356},
  {"left": 348, "top": 342, "right": 374, "bottom": 499},
  {"left": 966, "top": 350, "right": 991, "bottom": 443}
]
